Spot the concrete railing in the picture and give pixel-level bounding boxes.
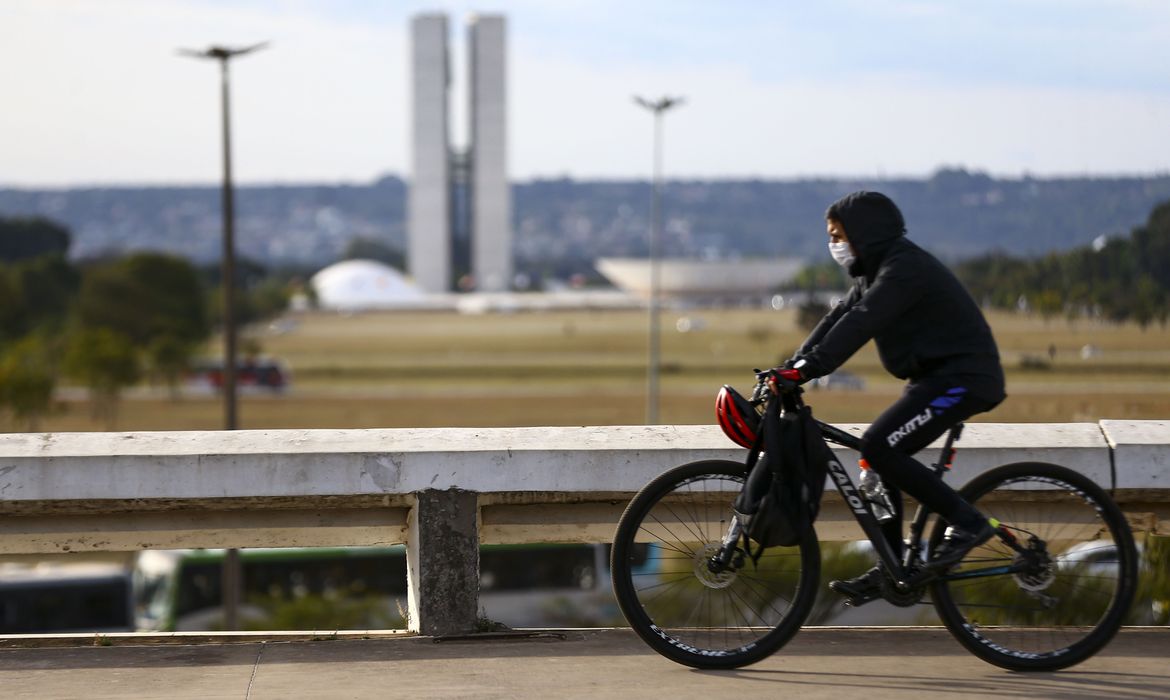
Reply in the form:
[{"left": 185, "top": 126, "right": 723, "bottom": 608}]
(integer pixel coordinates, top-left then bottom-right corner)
[{"left": 1, "top": 420, "right": 1166, "bottom": 635}]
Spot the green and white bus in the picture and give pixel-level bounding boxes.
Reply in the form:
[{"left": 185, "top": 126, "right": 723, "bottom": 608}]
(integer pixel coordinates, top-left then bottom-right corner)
[{"left": 133, "top": 543, "right": 639, "bottom": 631}]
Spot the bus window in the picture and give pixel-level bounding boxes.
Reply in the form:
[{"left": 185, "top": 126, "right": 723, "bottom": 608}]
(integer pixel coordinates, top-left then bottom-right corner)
[
  {"left": 479, "top": 544, "right": 599, "bottom": 591},
  {"left": 0, "top": 565, "right": 132, "bottom": 633}
]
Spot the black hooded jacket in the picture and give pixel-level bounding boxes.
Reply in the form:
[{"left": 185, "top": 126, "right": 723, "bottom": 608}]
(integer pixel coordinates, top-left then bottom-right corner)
[{"left": 795, "top": 192, "right": 1006, "bottom": 403}]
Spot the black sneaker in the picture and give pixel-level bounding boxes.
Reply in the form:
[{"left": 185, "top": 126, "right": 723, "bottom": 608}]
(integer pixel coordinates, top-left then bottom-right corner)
[
  {"left": 929, "top": 520, "right": 996, "bottom": 571},
  {"left": 829, "top": 565, "right": 884, "bottom": 607}
]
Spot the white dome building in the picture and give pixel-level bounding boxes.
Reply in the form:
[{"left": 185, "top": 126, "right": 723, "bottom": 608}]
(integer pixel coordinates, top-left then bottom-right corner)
[{"left": 310, "top": 259, "right": 427, "bottom": 311}]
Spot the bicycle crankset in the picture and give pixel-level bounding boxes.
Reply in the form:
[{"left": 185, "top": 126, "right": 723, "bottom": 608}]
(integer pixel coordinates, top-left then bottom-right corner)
[{"left": 881, "top": 565, "right": 928, "bottom": 607}]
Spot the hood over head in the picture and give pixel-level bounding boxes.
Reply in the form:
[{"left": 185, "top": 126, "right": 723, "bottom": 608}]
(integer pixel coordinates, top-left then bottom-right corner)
[{"left": 825, "top": 191, "right": 906, "bottom": 277}]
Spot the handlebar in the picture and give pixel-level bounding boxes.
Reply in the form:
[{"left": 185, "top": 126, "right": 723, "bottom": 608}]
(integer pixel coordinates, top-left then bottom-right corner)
[{"left": 751, "top": 367, "right": 805, "bottom": 403}]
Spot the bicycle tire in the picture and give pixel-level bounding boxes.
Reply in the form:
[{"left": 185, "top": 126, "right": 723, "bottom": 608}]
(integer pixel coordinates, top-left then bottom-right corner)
[
  {"left": 611, "top": 459, "right": 820, "bottom": 669},
  {"left": 929, "top": 461, "right": 1138, "bottom": 671}
]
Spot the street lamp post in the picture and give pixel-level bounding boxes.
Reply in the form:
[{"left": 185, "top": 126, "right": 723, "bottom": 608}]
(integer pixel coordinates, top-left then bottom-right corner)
[
  {"left": 633, "top": 95, "right": 684, "bottom": 425},
  {"left": 178, "top": 42, "right": 267, "bottom": 631}
]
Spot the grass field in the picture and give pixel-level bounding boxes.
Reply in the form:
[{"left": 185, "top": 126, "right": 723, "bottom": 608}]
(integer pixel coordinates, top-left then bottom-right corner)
[{"left": 9, "top": 306, "right": 1170, "bottom": 432}]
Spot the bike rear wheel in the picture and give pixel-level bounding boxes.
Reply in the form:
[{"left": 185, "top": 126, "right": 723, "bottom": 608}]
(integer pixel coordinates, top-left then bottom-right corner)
[
  {"left": 611, "top": 460, "right": 820, "bottom": 669},
  {"left": 930, "top": 462, "right": 1138, "bottom": 671}
]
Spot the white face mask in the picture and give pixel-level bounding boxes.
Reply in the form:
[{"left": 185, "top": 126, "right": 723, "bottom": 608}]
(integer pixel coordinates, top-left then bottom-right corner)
[{"left": 829, "top": 241, "right": 855, "bottom": 268}]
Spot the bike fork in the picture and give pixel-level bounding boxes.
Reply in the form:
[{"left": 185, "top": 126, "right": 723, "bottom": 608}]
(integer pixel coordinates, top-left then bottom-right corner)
[{"left": 708, "top": 515, "right": 744, "bottom": 572}]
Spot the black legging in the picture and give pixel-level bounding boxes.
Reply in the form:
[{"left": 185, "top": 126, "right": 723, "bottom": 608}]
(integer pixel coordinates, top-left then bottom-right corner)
[{"left": 859, "top": 376, "right": 999, "bottom": 558}]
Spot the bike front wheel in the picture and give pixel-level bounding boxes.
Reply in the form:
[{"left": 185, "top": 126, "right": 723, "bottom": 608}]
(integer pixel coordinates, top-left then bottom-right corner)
[
  {"left": 930, "top": 462, "right": 1138, "bottom": 671},
  {"left": 611, "top": 459, "right": 820, "bottom": 669}
]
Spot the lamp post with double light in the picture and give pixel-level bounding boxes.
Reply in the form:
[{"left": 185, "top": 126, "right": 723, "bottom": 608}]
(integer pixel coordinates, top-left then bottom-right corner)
[
  {"left": 633, "top": 95, "right": 684, "bottom": 425},
  {"left": 178, "top": 42, "right": 268, "bottom": 631}
]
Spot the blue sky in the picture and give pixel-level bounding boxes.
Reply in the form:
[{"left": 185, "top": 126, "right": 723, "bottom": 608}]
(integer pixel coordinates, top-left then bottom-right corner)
[{"left": 2, "top": 0, "right": 1168, "bottom": 185}]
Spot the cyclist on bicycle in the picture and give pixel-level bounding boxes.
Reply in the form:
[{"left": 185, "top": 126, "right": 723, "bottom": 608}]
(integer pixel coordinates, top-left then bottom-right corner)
[{"left": 781, "top": 191, "right": 1007, "bottom": 605}]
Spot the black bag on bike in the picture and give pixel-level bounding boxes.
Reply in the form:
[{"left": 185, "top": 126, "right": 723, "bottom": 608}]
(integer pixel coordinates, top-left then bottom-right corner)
[{"left": 733, "top": 399, "right": 829, "bottom": 548}]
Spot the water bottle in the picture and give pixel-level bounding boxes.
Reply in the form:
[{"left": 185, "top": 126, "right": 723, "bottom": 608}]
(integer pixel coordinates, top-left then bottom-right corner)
[{"left": 858, "top": 460, "right": 896, "bottom": 523}]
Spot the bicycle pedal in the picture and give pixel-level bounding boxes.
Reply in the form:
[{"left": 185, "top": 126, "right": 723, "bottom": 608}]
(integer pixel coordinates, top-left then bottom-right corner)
[{"left": 843, "top": 594, "right": 879, "bottom": 608}]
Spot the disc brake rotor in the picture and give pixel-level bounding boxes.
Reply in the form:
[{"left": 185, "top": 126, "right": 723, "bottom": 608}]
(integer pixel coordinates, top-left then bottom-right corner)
[
  {"left": 1012, "top": 540, "right": 1056, "bottom": 592},
  {"left": 694, "top": 543, "right": 738, "bottom": 589}
]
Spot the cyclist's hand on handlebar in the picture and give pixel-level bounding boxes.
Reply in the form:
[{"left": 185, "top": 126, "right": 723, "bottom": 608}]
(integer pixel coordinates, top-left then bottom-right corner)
[{"left": 764, "top": 366, "right": 805, "bottom": 394}]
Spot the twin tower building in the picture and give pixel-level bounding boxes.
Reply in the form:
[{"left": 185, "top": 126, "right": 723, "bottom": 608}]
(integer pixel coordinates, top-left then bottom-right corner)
[{"left": 409, "top": 13, "right": 512, "bottom": 294}]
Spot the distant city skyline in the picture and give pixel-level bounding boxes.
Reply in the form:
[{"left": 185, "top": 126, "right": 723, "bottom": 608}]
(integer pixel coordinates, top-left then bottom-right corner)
[{"left": 2, "top": 0, "right": 1169, "bottom": 186}]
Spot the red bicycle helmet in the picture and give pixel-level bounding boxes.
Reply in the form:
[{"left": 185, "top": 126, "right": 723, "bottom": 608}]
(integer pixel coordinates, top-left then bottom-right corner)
[{"left": 715, "top": 385, "right": 761, "bottom": 448}]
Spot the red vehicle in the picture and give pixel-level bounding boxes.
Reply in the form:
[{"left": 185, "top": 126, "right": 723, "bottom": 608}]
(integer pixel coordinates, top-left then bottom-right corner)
[{"left": 188, "top": 358, "right": 290, "bottom": 392}]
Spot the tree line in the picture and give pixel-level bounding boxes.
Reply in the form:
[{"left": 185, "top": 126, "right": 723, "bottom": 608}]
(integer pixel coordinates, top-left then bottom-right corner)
[
  {"left": 4, "top": 169, "right": 1170, "bottom": 278},
  {"left": 954, "top": 200, "right": 1170, "bottom": 328},
  {"left": 0, "top": 216, "right": 290, "bottom": 430},
  {"left": 787, "top": 198, "right": 1170, "bottom": 331}
]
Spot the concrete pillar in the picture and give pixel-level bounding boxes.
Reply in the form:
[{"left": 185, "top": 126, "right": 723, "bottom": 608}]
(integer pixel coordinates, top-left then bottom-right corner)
[{"left": 406, "top": 489, "right": 479, "bottom": 635}]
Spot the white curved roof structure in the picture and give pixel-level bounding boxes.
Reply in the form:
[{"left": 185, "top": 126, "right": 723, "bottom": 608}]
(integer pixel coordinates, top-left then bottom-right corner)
[
  {"left": 310, "top": 259, "right": 426, "bottom": 310},
  {"left": 595, "top": 258, "right": 803, "bottom": 300}
]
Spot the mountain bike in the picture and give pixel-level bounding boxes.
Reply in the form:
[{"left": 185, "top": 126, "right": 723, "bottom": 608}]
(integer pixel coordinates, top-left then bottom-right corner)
[{"left": 610, "top": 370, "right": 1138, "bottom": 671}]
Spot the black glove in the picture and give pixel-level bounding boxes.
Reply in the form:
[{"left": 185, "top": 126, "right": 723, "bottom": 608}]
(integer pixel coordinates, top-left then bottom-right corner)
[{"left": 790, "top": 356, "right": 827, "bottom": 383}]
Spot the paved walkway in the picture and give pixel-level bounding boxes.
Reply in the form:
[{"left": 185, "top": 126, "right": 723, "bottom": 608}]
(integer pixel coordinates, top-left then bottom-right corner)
[{"left": 1, "top": 627, "right": 1167, "bottom": 699}]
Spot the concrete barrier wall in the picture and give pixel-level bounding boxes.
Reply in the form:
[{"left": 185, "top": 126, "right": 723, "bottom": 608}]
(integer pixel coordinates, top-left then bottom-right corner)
[
  {"left": 1, "top": 421, "right": 1167, "bottom": 634},
  {"left": 1, "top": 422, "right": 1151, "bottom": 503},
  {"left": 1102, "top": 420, "right": 1170, "bottom": 489}
]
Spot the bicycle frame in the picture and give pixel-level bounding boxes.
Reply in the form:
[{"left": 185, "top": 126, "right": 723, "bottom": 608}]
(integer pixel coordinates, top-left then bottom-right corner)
[
  {"left": 766, "top": 383, "right": 1021, "bottom": 591},
  {"left": 815, "top": 412, "right": 962, "bottom": 588}
]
